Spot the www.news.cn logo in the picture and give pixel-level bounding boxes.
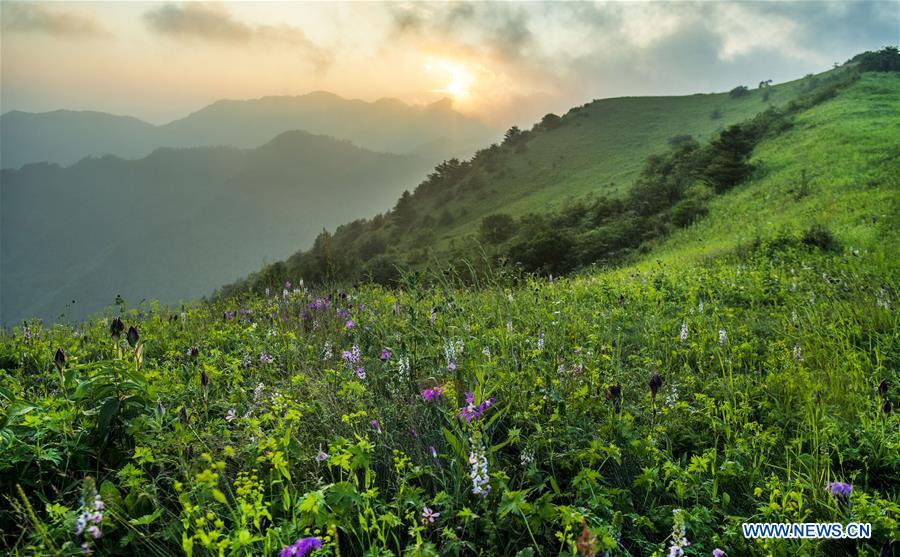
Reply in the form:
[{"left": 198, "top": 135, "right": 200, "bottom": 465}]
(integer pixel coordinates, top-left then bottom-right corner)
[{"left": 742, "top": 522, "right": 872, "bottom": 539}]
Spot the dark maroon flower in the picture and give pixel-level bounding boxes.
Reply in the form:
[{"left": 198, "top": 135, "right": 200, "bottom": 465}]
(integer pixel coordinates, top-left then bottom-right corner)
[
  {"left": 126, "top": 326, "right": 140, "bottom": 348},
  {"left": 189, "top": 346, "right": 199, "bottom": 360},
  {"left": 54, "top": 348, "right": 66, "bottom": 371},
  {"left": 179, "top": 406, "right": 189, "bottom": 425},
  {"left": 110, "top": 317, "right": 125, "bottom": 339},
  {"left": 878, "top": 379, "right": 889, "bottom": 398},
  {"left": 201, "top": 370, "right": 209, "bottom": 387},
  {"left": 649, "top": 373, "right": 663, "bottom": 399},
  {"left": 605, "top": 382, "right": 622, "bottom": 414},
  {"left": 884, "top": 400, "right": 893, "bottom": 415}
]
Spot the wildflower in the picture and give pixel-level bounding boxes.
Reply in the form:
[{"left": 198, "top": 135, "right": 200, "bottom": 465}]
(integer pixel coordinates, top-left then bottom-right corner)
[
  {"left": 422, "top": 506, "right": 440, "bottom": 523},
  {"left": 110, "top": 317, "right": 125, "bottom": 339},
  {"left": 265, "top": 287, "right": 270, "bottom": 297},
  {"left": 713, "top": 550, "right": 725, "bottom": 557},
  {"left": 667, "top": 508, "right": 690, "bottom": 557},
  {"left": 649, "top": 373, "right": 663, "bottom": 399},
  {"left": 606, "top": 382, "right": 622, "bottom": 414},
  {"left": 126, "top": 326, "right": 140, "bottom": 348},
  {"left": 430, "top": 446, "right": 438, "bottom": 459},
  {"left": 468, "top": 439, "right": 491, "bottom": 496},
  {"left": 826, "top": 481, "right": 852, "bottom": 499},
  {"left": 315, "top": 450, "right": 328, "bottom": 462},
  {"left": 75, "top": 490, "right": 105, "bottom": 552},
  {"left": 225, "top": 409, "right": 236, "bottom": 422},
  {"left": 792, "top": 345, "right": 803, "bottom": 362},
  {"left": 279, "top": 536, "right": 323, "bottom": 557},
  {"left": 536, "top": 332, "right": 545, "bottom": 351},
  {"left": 444, "top": 338, "right": 463, "bottom": 371},
  {"left": 884, "top": 400, "right": 893, "bottom": 414},
  {"left": 155, "top": 400, "right": 165, "bottom": 418},
  {"left": 429, "top": 307, "right": 437, "bottom": 324},
  {"left": 260, "top": 352, "right": 274, "bottom": 364},
  {"left": 201, "top": 370, "right": 209, "bottom": 387},
  {"left": 322, "top": 341, "right": 332, "bottom": 360},
  {"left": 188, "top": 346, "right": 199, "bottom": 360},
  {"left": 370, "top": 420, "right": 382, "bottom": 434},
  {"left": 422, "top": 385, "right": 444, "bottom": 402},
  {"left": 459, "top": 391, "right": 496, "bottom": 422},
  {"left": 54, "top": 348, "right": 66, "bottom": 371},
  {"left": 575, "top": 520, "right": 597, "bottom": 557},
  {"left": 520, "top": 448, "right": 535, "bottom": 466},
  {"left": 380, "top": 348, "right": 391, "bottom": 361},
  {"left": 345, "top": 319, "right": 355, "bottom": 330},
  {"left": 179, "top": 407, "right": 189, "bottom": 425},
  {"left": 482, "top": 347, "right": 491, "bottom": 359},
  {"left": 679, "top": 321, "right": 688, "bottom": 343},
  {"left": 878, "top": 379, "right": 889, "bottom": 398},
  {"left": 718, "top": 329, "right": 727, "bottom": 345}
]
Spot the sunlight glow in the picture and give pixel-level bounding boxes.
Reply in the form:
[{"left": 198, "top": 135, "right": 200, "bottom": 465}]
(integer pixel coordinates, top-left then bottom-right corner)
[{"left": 425, "top": 58, "right": 473, "bottom": 101}]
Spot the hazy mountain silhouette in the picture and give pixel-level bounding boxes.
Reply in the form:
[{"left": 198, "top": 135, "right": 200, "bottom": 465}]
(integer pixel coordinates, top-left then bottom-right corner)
[
  {"left": 1, "top": 93, "right": 498, "bottom": 169},
  {"left": 1, "top": 131, "right": 433, "bottom": 323}
]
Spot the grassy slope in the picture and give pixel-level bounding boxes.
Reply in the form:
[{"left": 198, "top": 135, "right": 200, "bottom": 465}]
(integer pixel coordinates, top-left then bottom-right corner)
[
  {"left": 425, "top": 72, "right": 830, "bottom": 248},
  {"left": 2, "top": 72, "right": 898, "bottom": 557},
  {"left": 637, "top": 72, "right": 899, "bottom": 268}
]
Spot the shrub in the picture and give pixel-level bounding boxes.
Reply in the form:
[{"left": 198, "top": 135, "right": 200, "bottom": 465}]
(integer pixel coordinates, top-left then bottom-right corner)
[{"left": 479, "top": 213, "right": 518, "bottom": 244}]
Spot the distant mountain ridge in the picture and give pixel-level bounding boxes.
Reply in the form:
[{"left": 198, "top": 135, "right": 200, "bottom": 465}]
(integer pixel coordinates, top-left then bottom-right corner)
[
  {"left": 0, "top": 92, "right": 498, "bottom": 169},
  {"left": 1, "top": 130, "right": 434, "bottom": 323}
]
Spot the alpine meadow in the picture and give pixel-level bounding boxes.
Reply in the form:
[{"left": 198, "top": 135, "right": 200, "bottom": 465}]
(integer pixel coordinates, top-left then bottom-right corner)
[{"left": 0, "top": 3, "right": 898, "bottom": 557}]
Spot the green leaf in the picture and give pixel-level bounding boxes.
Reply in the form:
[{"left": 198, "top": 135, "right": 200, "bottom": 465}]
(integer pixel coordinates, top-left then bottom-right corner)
[
  {"left": 97, "top": 396, "right": 120, "bottom": 438},
  {"left": 129, "top": 509, "right": 162, "bottom": 526}
]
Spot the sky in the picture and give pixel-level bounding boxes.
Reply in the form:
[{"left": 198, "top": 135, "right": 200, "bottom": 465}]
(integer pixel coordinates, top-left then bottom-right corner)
[{"left": 1, "top": 1, "right": 897, "bottom": 128}]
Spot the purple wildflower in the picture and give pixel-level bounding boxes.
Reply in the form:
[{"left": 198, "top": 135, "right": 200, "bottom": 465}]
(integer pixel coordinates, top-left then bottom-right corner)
[
  {"left": 380, "top": 348, "right": 392, "bottom": 361},
  {"left": 422, "top": 506, "right": 440, "bottom": 523},
  {"left": 315, "top": 450, "right": 328, "bottom": 462},
  {"left": 826, "top": 481, "right": 852, "bottom": 499},
  {"left": 422, "top": 385, "right": 444, "bottom": 402},
  {"left": 370, "top": 420, "right": 382, "bottom": 434},
  {"left": 713, "top": 550, "right": 725, "bottom": 557},
  {"left": 279, "top": 537, "right": 323, "bottom": 557},
  {"left": 260, "top": 352, "right": 274, "bottom": 364},
  {"left": 459, "top": 391, "right": 496, "bottom": 423}
]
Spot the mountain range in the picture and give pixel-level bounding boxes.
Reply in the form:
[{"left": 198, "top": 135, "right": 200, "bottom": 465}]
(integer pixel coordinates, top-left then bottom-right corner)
[
  {"left": 0, "top": 92, "right": 498, "bottom": 169},
  {"left": 1, "top": 131, "right": 433, "bottom": 323}
]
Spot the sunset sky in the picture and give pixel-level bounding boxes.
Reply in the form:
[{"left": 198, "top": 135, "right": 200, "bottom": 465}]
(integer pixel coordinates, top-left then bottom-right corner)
[{"left": 2, "top": 1, "right": 897, "bottom": 127}]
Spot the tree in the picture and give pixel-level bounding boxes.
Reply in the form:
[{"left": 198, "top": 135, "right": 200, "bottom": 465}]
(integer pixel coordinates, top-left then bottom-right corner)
[
  {"left": 540, "top": 113, "right": 561, "bottom": 130},
  {"left": 392, "top": 190, "right": 416, "bottom": 227},
  {"left": 729, "top": 85, "right": 749, "bottom": 98},
  {"left": 503, "top": 126, "right": 523, "bottom": 144},
  {"left": 479, "top": 213, "right": 517, "bottom": 244},
  {"left": 702, "top": 124, "right": 755, "bottom": 193}
]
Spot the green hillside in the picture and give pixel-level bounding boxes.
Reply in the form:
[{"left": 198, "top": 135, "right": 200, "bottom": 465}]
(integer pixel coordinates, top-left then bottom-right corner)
[
  {"left": 224, "top": 66, "right": 862, "bottom": 293},
  {"left": 643, "top": 71, "right": 899, "bottom": 265},
  {"left": 1, "top": 51, "right": 898, "bottom": 556}
]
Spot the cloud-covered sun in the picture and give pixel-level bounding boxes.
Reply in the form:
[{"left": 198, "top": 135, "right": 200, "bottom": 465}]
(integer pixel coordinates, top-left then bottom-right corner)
[{"left": 425, "top": 58, "right": 473, "bottom": 101}]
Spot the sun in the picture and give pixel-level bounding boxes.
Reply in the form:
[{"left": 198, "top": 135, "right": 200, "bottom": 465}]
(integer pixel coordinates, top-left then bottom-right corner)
[{"left": 426, "top": 58, "right": 473, "bottom": 101}]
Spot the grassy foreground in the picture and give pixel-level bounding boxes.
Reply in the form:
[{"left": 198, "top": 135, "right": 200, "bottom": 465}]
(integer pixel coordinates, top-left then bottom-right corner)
[{"left": 2, "top": 71, "right": 899, "bottom": 557}]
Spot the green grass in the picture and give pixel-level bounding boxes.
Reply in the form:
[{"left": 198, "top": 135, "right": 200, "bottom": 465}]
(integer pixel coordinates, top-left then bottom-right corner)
[
  {"left": 1, "top": 69, "right": 898, "bottom": 556},
  {"left": 640, "top": 72, "right": 900, "bottom": 267},
  {"left": 427, "top": 71, "right": 835, "bottom": 248}
]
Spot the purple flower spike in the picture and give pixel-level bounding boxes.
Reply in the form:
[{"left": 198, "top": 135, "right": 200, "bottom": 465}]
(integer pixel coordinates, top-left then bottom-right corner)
[
  {"left": 826, "top": 481, "right": 852, "bottom": 499},
  {"left": 713, "top": 549, "right": 725, "bottom": 557},
  {"left": 279, "top": 537, "right": 323, "bottom": 557}
]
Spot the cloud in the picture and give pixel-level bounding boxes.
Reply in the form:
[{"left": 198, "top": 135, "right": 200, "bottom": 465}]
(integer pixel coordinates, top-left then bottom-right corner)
[
  {"left": 142, "top": 3, "right": 332, "bottom": 73},
  {"left": 1, "top": 3, "right": 110, "bottom": 38}
]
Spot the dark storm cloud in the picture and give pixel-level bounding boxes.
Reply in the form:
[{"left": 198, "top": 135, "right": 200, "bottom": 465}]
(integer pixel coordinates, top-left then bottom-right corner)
[
  {"left": 142, "top": 3, "right": 333, "bottom": 73},
  {"left": 1, "top": 3, "right": 110, "bottom": 38}
]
